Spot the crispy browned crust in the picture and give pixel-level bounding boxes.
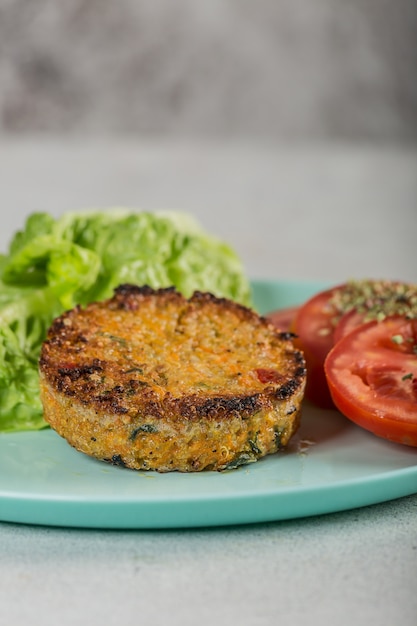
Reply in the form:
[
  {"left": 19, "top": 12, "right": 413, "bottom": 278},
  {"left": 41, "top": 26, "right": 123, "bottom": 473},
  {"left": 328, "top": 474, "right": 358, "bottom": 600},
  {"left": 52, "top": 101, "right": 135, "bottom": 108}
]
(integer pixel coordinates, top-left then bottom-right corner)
[{"left": 39, "top": 285, "right": 306, "bottom": 471}]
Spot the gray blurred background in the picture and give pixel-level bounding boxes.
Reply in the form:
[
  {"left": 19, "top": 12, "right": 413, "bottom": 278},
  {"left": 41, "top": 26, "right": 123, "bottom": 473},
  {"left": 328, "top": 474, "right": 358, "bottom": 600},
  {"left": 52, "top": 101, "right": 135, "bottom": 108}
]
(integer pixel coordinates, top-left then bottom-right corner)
[{"left": 0, "top": 0, "right": 416, "bottom": 142}]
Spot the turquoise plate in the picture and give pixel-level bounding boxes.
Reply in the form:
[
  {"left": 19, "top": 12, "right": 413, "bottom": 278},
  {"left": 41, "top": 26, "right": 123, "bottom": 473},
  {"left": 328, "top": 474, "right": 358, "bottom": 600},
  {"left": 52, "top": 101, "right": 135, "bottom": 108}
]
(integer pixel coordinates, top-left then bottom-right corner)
[{"left": 0, "top": 279, "right": 416, "bottom": 529}]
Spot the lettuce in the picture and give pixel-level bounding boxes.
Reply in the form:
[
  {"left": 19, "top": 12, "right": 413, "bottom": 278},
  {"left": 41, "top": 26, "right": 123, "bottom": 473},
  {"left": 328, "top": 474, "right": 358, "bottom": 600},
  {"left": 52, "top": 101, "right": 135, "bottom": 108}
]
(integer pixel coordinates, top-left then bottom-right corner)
[
  {"left": 0, "top": 287, "right": 62, "bottom": 431},
  {"left": 0, "top": 209, "right": 251, "bottom": 432}
]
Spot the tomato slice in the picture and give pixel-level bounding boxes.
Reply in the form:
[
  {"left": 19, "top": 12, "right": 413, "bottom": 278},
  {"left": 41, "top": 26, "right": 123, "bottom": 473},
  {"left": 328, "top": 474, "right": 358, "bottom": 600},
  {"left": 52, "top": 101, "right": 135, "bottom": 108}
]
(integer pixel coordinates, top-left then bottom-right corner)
[
  {"left": 292, "top": 286, "right": 343, "bottom": 408},
  {"left": 333, "top": 310, "right": 366, "bottom": 343},
  {"left": 266, "top": 306, "right": 299, "bottom": 333},
  {"left": 293, "top": 279, "right": 417, "bottom": 408},
  {"left": 324, "top": 316, "right": 417, "bottom": 447}
]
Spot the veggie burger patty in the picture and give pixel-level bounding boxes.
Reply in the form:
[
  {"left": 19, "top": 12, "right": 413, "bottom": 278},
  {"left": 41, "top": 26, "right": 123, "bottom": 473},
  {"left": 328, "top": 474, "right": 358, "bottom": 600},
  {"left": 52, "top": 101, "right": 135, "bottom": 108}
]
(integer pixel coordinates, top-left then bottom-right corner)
[{"left": 39, "top": 285, "right": 306, "bottom": 472}]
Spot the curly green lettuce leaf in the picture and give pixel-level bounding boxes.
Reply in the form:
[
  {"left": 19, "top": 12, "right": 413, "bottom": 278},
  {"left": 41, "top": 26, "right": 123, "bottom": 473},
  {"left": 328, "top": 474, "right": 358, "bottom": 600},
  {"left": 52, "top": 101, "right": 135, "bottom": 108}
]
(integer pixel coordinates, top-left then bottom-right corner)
[
  {"left": 4, "top": 235, "right": 101, "bottom": 308},
  {"left": 8, "top": 212, "right": 56, "bottom": 257},
  {"left": 3, "top": 209, "right": 251, "bottom": 306},
  {"left": 0, "top": 286, "right": 61, "bottom": 431}
]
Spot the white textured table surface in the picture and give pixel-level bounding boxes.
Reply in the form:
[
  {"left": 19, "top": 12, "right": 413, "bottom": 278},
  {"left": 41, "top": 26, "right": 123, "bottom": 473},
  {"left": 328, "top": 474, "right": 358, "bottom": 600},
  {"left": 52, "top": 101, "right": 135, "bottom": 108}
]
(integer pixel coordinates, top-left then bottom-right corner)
[{"left": 0, "top": 138, "right": 416, "bottom": 626}]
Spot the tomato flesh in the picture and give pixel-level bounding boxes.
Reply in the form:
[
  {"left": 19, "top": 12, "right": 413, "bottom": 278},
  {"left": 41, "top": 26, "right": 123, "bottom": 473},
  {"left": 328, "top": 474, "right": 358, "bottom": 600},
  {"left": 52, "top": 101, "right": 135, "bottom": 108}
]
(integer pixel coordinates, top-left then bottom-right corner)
[
  {"left": 364, "top": 364, "right": 417, "bottom": 402},
  {"left": 255, "top": 368, "right": 285, "bottom": 384},
  {"left": 325, "top": 316, "right": 417, "bottom": 447}
]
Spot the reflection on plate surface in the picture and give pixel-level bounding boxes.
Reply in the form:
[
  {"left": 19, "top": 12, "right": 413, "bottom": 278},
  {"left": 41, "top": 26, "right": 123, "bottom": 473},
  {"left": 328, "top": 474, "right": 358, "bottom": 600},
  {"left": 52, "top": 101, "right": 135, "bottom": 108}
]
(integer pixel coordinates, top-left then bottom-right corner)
[{"left": 0, "top": 279, "right": 416, "bottom": 529}]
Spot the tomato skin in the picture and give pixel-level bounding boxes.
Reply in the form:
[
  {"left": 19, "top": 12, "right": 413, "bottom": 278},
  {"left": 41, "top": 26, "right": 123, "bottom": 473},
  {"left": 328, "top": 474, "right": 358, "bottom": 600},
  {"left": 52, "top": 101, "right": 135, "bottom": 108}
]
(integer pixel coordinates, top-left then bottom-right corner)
[
  {"left": 333, "top": 310, "right": 366, "bottom": 343},
  {"left": 266, "top": 306, "right": 299, "bottom": 333},
  {"left": 292, "top": 286, "right": 343, "bottom": 408},
  {"left": 268, "top": 295, "right": 338, "bottom": 407},
  {"left": 324, "top": 316, "right": 417, "bottom": 447}
]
